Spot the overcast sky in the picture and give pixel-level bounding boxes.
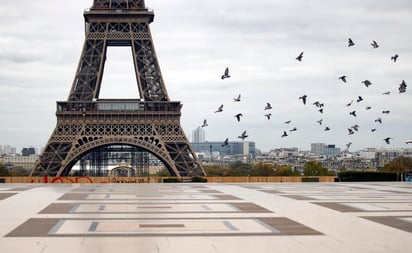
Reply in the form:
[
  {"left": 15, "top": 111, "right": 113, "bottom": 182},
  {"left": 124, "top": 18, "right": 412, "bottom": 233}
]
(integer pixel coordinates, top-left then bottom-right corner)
[{"left": 1, "top": 0, "right": 412, "bottom": 153}]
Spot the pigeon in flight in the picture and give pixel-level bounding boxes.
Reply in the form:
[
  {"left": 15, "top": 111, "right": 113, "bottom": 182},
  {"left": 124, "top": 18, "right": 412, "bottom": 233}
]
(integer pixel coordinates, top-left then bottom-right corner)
[
  {"left": 221, "top": 67, "right": 231, "bottom": 79},
  {"left": 264, "top": 103, "right": 272, "bottom": 110},
  {"left": 346, "top": 100, "right": 354, "bottom": 107},
  {"left": 201, "top": 119, "right": 208, "bottom": 128},
  {"left": 371, "top": 128, "right": 377, "bottom": 132},
  {"left": 362, "top": 80, "right": 372, "bottom": 87},
  {"left": 318, "top": 108, "right": 324, "bottom": 114},
  {"left": 339, "top": 75, "right": 347, "bottom": 83},
  {"left": 265, "top": 113, "right": 272, "bottom": 120},
  {"left": 233, "top": 94, "right": 241, "bottom": 102},
  {"left": 289, "top": 127, "right": 297, "bottom": 132},
  {"left": 346, "top": 142, "right": 352, "bottom": 149},
  {"left": 391, "top": 54, "right": 399, "bottom": 62},
  {"left": 222, "top": 138, "right": 229, "bottom": 147},
  {"left": 313, "top": 101, "right": 324, "bottom": 108},
  {"left": 351, "top": 125, "right": 360, "bottom": 131},
  {"left": 238, "top": 130, "right": 248, "bottom": 140},
  {"left": 399, "top": 80, "right": 407, "bottom": 93},
  {"left": 234, "top": 113, "right": 243, "bottom": 122},
  {"left": 317, "top": 119, "right": 323, "bottom": 125},
  {"left": 214, "top": 104, "right": 224, "bottom": 113},
  {"left": 371, "top": 40, "right": 379, "bottom": 48},
  {"left": 383, "top": 137, "right": 393, "bottom": 144},
  {"left": 348, "top": 128, "right": 355, "bottom": 135},
  {"left": 299, "top": 95, "right": 307, "bottom": 105},
  {"left": 296, "top": 52, "right": 304, "bottom": 61},
  {"left": 357, "top": 96, "right": 363, "bottom": 102},
  {"left": 348, "top": 38, "right": 355, "bottom": 47},
  {"left": 382, "top": 91, "right": 390, "bottom": 95},
  {"left": 382, "top": 110, "right": 390, "bottom": 114},
  {"left": 405, "top": 140, "right": 412, "bottom": 144},
  {"left": 324, "top": 127, "right": 331, "bottom": 131},
  {"left": 281, "top": 131, "right": 288, "bottom": 137},
  {"left": 375, "top": 118, "right": 382, "bottom": 124},
  {"left": 349, "top": 111, "right": 357, "bottom": 117},
  {"left": 284, "top": 120, "right": 291, "bottom": 124},
  {"left": 365, "top": 106, "right": 372, "bottom": 110}
]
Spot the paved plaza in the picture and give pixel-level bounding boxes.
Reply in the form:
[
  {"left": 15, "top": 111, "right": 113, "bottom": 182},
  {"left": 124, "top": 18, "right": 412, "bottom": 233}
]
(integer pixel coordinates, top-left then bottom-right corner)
[{"left": 0, "top": 182, "right": 411, "bottom": 252}]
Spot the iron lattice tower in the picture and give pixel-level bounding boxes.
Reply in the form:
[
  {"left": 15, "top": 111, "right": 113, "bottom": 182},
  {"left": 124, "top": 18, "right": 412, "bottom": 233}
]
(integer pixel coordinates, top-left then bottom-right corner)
[{"left": 30, "top": 0, "right": 205, "bottom": 177}]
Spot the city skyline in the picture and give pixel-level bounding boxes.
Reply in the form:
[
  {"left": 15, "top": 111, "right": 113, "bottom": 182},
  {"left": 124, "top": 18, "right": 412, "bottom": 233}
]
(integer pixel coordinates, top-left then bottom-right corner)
[{"left": 1, "top": 0, "right": 412, "bottom": 152}]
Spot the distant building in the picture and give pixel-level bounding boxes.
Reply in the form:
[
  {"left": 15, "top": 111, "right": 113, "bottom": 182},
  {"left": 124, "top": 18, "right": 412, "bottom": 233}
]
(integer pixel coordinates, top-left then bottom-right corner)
[
  {"left": 0, "top": 145, "right": 16, "bottom": 155},
  {"left": 191, "top": 141, "right": 256, "bottom": 158},
  {"left": 191, "top": 127, "right": 205, "bottom": 143},
  {"left": 311, "top": 143, "right": 325, "bottom": 155},
  {"left": 22, "top": 147, "right": 36, "bottom": 157},
  {"left": 311, "top": 143, "right": 340, "bottom": 157}
]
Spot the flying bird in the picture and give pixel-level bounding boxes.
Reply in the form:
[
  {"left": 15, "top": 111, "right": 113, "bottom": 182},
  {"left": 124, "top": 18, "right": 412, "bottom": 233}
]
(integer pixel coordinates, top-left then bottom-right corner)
[
  {"left": 313, "top": 101, "right": 324, "bottom": 108},
  {"left": 351, "top": 125, "right": 360, "bottom": 131},
  {"left": 391, "top": 54, "right": 399, "bottom": 62},
  {"left": 296, "top": 51, "right": 304, "bottom": 61},
  {"left": 222, "top": 138, "right": 229, "bottom": 147},
  {"left": 383, "top": 137, "right": 393, "bottom": 144},
  {"left": 375, "top": 118, "right": 382, "bottom": 124},
  {"left": 265, "top": 113, "right": 272, "bottom": 120},
  {"left": 346, "top": 142, "right": 352, "bottom": 149},
  {"left": 233, "top": 94, "right": 241, "bottom": 102},
  {"left": 317, "top": 119, "right": 323, "bottom": 125},
  {"left": 201, "top": 119, "right": 208, "bottom": 128},
  {"left": 284, "top": 120, "right": 291, "bottom": 124},
  {"left": 318, "top": 108, "right": 324, "bottom": 114},
  {"left": 362, "top": 80, "right": 372, "bottom": 87},
  {"left": 371, "top": 40, "right": 379, "bottom": 48},
  {"left": 371, "top": 128, "right": 377, "bottom": 132},
  {"left": 324, "top": 127, "right": 331, "bottom": 131},
  {"left": 399, "top": 80, "right": 407, "bottom": 93},
  {"left": 238, "top": 130, "right": 248, "bottom": 140},
  {"left": 357, "top": 96, "right": 363, "bottom": 102},
  {"left": 281, "top": 131, "right": 288, "bottom": 138},
  {"left": 349, "top": 111, "right": 357, "bottom": 117},
  {"left": 365, "top": 106, "right": 372, "bottom": 110},
  {"left": 299, "top": 95, "right": 307, "bottom": 105},
  {"left": 289, "top": 127, "right": 297, "bottom": 132},
  {"left": 346, "top": 100, "right": 354, "bottom": 107},
  {"left": 348, "top": 128, "right": 355, "bottom": 135},
  {"left": 348, "top": 38, "right": 355, "bottom": 47},
  {"left": 221, "top": 67, "right": 230, "bottom": 79},
  {"left": 214, "top": 104, "right": 224, "bottom": 113},
  {"left": 382, "top": 110, "right": 390, "bottom": 114},
  {"left": 234, "top": 113, "right": 243, "bottom": 122},
  {"left": 339, "top": 75, "right": 347, "bottom": 83},
  {"left": 405, "top": 140, "right": 412, "bottom": 144},
  {"left": 264, "top": 102, "right": 272, "bottom": 110},
  {"left": 382, "top": 91, "right": 390, "bottom": 95}
]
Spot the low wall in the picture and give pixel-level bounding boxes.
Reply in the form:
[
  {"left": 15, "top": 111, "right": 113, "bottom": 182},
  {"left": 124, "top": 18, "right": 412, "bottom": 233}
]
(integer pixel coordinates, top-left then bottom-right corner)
[{"left": 0, "top": 176, "right": 336, "bottom": 184}]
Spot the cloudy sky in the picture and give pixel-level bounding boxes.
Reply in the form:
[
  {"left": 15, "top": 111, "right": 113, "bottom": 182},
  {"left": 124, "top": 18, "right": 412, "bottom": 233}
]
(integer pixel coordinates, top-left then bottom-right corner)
[{"left": 1, "top": 0, "right": 412, "bottom": 153}]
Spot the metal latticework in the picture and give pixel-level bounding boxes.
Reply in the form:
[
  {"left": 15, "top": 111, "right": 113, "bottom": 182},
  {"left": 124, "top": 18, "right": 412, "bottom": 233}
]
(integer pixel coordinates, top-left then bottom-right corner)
[{"left": 30, "top": 0, "right": 205, "bottom": 177}]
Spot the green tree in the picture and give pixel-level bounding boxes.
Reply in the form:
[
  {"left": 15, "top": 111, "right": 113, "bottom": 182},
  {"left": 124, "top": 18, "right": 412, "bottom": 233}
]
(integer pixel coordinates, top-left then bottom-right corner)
[
  {"left": 303, "top": 161, "right": 330, "bottom": 176},
  {"left": 274, "top": 165, "right": 301, "bottom": 176},
  {"left": 204, "top": 165, "right": 226, "bottom": 176},
  {"left": 381, "top": 156, "right": 412, "bottom": 173},
  {"left": 0, "top": 164, "right": 11, "bottom": 177},
  {"left": 226, "top": 161, "right": 252, "bottom": 176},
  {"left": 250, "top": 162, "right": 276, "bottom": 176}
]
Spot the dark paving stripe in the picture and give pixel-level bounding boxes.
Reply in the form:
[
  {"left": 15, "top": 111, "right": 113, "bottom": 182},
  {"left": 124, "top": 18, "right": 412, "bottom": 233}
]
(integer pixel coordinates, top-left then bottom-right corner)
[
  {"left": 259, "top": 217, "right": 323, "bottom": 235},
  {"left": 6, "top": 218, "right": 60, "bottom": 237},
  {"left": 312, "top": 202, "right": 363, "bottom": 212},
  {"left": 215, "top": 194, "right": 242, "bottom": 200},
  {"left": 281, "top": 195, "right": 316, "bottom": 200},
  {"left": 200, "top": 190, "right": 222, "bottom": 193},
  {"left": 231, "top": 203, "right": 272, "bottom": 213},
  {"left": 260, "top": 189, "right": 284, "bottom": 194},
  {"left": 362, "top": 216, "right": 412, "bottom": 233},
  {"left": 0, "top": 193, "right": 16, "bottom": 200},
  {"left": 39, "top": 203, "right": 77, "bottom": 214},
  {"left": 58, "top": 193, "right": 89, "bottom": 200}
]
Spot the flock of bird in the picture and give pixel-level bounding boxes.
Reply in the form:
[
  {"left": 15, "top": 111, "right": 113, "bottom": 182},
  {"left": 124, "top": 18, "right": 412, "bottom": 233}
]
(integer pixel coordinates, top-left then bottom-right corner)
[{"left": 199, "top": 38, "right": 409, "bottom": 149}]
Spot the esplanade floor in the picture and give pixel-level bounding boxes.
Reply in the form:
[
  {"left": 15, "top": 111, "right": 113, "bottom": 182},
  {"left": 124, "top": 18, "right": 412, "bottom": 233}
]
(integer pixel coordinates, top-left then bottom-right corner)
[{"left": 1, "top": 182, "right": 412, "bottom": 253}]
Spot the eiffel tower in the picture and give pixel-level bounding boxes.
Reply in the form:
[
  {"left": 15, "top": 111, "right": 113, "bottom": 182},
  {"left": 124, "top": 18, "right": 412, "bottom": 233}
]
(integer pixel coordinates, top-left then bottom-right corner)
[{"left": 30, "top": 0, "right": 205, "bottom": 177}]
